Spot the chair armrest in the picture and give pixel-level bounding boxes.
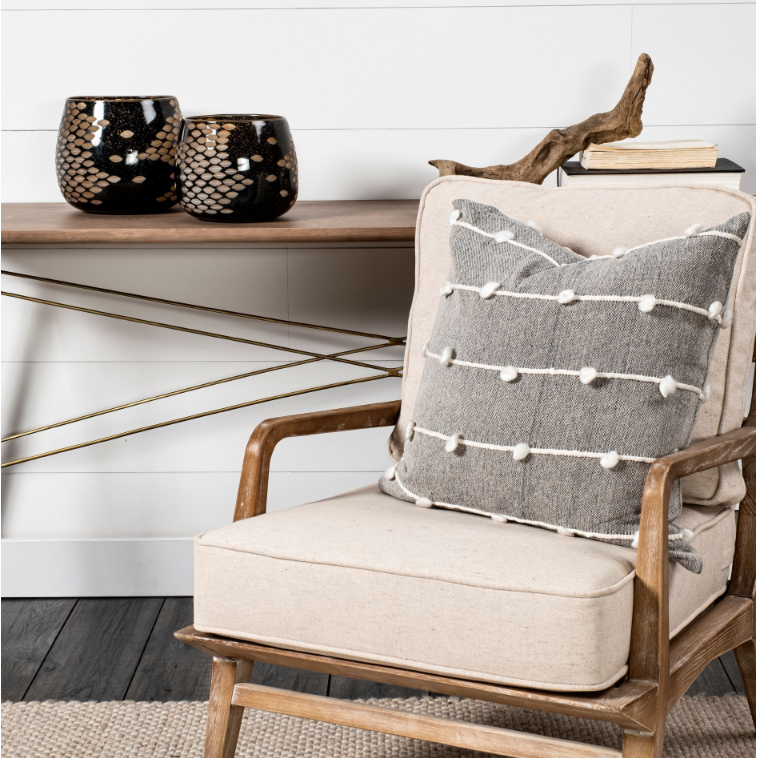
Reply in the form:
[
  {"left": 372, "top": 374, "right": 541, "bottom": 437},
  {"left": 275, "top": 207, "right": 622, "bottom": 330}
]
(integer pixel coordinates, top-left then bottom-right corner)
[
  {"left": 233, "top": 400, "right": 402, "bottom": 521},
  {"left": 629, "top": 425, "right": 756, "bottom": 684}
]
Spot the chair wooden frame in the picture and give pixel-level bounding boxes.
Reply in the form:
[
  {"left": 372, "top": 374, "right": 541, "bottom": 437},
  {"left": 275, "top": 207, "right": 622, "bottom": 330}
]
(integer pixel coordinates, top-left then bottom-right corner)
[{"left": 177, "top": 391, "right": 756, "bottom": 758}]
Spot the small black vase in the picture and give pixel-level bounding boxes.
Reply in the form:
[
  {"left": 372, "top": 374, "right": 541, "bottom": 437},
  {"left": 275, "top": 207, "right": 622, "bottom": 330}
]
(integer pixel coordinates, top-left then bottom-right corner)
[
  {"left": 176, "top": 114, "right": 298, "bottom": 222},
  {"left": 55, "top": 96, "right": 181, "bottom": 214}
]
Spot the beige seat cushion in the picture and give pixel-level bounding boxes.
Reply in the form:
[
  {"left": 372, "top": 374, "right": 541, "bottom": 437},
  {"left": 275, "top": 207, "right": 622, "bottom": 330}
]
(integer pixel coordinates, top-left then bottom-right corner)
[
  {"left": 390, "top": 179, "right": 756, "bottom": 506},
  {"left": 194, "top": 484, "right": 736, "bottom": 693}
]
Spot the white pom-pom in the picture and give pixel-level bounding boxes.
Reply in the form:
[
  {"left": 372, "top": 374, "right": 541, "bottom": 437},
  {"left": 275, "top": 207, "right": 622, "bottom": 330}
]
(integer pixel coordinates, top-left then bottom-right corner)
[
  {"left": 699, "top": 384, "right": 711, "bottom": 402},
  {"left": 438, "top": 346, "right": 454, "bottom": 366},
  {"left": 445, "top": 433, "right": 461, "bottom": 453},
  {"left": 527, "top": 220, "right": 544, "bottom": 236},
  {"left": 600, "top": 450, "right": 620, "bottom": 469},
  {"left": 405, "top": 421, "right": 416, "bottom": 442},
  {"left": 557, "top": 289, "right": 576, "bottom": 305},
  {"left": 439, "top": 281, "right": 454, "bottom": 297},
  {"left": 499, "top": 366, "right": 519, "bottom": 382},
  {"left": 681, "top": 527, "right": 695, "bottom": 541},
  {"left": 385, "top": 465, "right": 397, "bottom": 481},
  {"left": 449, "top": 209, "right": 461, "bottom": 225},
  {"left": 631, "top": 530, "right": 640, "bottom": 549},
  {"left": 579, "top": 367, "right": 598, "bottom": 385},
  {"left": 638, "top": 294, "right": 657, "bottom": 313},
  {"left": 684, "top": 223, "right": 704, "bottom": 238},
  {"left": 421, "top": 341, "right": 429, "bottom": 358},
  {"left": 612, "top": 247, "right": 628, "bottom": 259},
  {"left": 708, "top": 301, "right": 723, "bottom": 322},
  {"left": 659, "top": 375, "right": 677, "bottom": 398},
  {"left": 494, "top": 229, "right": 515, "bottom": 243},
  {"left": 512, "top": 443, "right": 531, "bottom": 461},
  {"left": 490, "top": 513, "right": 508, "bottom": 523},
  {"left": 479, "top": 281, "right": 501, "bottom": 299},
  {"left": 415, "top": 497, "right": 433, "bottom": 508},
  {"left": 720, "top": 308, "right": 733, "bottom": 329},
  {"left": 556, "top": 526, "right": 575, "bottom": 537}
]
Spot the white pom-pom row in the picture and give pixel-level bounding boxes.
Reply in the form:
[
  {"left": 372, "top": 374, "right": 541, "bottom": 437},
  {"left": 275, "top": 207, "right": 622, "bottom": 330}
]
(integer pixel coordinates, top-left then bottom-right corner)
[
  {"left": 612, "top": 247, "right": 628, "bottom": 259},
  {"left": 448, "top": 216, "right": 743, "bottom": 269},
  {"left": 447, "top": 282, "right": 718, "bottom": 321},
  {"left": 384, "top": 465, "right": 396, "bottom": 481},
  {"left": 423, "top": 348, "right": 704, "bottom": 397},
  {"left": 393, "top": 470, "right": 683, "bottom": 543},
  {"left": 410, "top": 425, "right": 657, "bottom": 466},
  {"left": 439, "top": 281, "right": 454, "bottom": 297}
]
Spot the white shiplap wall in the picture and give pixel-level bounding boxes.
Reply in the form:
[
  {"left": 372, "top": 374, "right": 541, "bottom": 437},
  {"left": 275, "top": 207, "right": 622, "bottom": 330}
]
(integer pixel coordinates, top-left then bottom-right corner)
[{"left": 2, "top": 1, "right": 755, "bottom": 596}]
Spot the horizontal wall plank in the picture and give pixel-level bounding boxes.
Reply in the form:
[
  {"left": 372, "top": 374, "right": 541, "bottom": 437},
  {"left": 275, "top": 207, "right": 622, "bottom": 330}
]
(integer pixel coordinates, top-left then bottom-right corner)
[
  {"left": 1, "top": 361, "right": 401, "bottom": 473},
  {"left": 1, "top": 245, "right": 413, "bottom": 361},
  {"left": 632, "top": 3, "right": 756, "bottom": 127},
  {"left": 5, "top": 1, "right": 749, "bottom": 9},
  {"left": 1, "top": 6, "right": 633, "bottom": 130},
  {"left": 1, "top": 471, "right": 384, "bottom": 539},
  {"left": 1, "top": 537, "right": 193, "bottom": 596}
]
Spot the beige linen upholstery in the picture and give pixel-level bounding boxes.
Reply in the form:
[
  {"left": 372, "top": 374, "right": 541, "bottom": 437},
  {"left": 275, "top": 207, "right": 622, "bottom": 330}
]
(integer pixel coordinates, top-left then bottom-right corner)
[
  {"left": 389, "top": 179, "right": 756, "bottom": 506},
  {"left": 194, "top": 484, "right": 736, "bottom": 693}
]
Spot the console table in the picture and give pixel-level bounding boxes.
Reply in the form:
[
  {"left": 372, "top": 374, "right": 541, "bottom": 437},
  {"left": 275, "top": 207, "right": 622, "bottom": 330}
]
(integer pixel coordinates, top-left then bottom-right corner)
[{"left": 1, "top": 201, "right": 417, "bottom": 469}]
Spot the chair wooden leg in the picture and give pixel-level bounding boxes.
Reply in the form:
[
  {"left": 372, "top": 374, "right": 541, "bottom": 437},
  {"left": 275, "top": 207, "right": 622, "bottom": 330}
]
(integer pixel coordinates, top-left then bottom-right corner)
[
  {"left": 204, "top": 657, "right": 254, "bottom": 758},
  {"left": 734, "top": 638, "right": 756, "bottom": 725},
  {"left": 620, "top": 730, "right": 664, "bottom": 758}
]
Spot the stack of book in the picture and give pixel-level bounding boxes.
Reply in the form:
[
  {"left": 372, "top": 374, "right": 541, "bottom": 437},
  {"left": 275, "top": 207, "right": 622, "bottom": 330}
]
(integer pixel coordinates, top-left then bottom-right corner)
[{"left": 558, "top": 140, "right": 744, "bottom": 190}]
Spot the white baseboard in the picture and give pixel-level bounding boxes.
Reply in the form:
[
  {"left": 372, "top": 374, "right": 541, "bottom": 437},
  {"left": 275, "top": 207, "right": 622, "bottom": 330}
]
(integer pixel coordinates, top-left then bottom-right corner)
[{"left": 1, "top": 538, "right": 193, "bottom": 597}]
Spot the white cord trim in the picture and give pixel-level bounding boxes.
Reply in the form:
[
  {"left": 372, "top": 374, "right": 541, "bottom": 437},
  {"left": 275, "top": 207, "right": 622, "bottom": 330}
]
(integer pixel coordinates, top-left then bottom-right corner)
[
  {"left": 424, "top": 350, "right": 703, "bottom": 396},
  {"left": 392, "top": 470, "right": 681, "bottom": 542},
  {"left": 451, "top": 220, "right": 563, "bottom": 268},
  {"left": 449, "top": 283, "right": 717, "bottom": 320},
  {"left": 413, "top": 425, "right": 657, "bottom": 464}
]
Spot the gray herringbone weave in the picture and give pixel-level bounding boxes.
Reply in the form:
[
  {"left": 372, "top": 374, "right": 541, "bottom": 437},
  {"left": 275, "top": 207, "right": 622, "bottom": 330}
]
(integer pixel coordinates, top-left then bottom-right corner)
[{"left": 380, "top": 199, "right": 750, "bottom": 572}]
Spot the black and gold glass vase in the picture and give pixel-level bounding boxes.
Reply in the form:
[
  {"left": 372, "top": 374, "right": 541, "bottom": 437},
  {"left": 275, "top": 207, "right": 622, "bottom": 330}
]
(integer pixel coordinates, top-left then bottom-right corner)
[
  {"left": 55, "top": 96, "right": 182, "bottom": 214},
  {"left": 176, "top": 114, "right": 298, "bottom": 222}
]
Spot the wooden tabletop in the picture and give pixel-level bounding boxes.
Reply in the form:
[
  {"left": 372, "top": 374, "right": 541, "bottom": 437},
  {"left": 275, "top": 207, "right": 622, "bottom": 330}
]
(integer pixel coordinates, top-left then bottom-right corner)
[{"left": 1, "top": 201, "right": 419, "bottom": 245}]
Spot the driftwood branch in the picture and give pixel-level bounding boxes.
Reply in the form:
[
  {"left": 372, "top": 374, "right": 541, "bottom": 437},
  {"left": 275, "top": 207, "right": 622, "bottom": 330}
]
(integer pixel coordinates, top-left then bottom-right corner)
[{"left": 429, "top": 53, "right": 654, "bottom": 184}]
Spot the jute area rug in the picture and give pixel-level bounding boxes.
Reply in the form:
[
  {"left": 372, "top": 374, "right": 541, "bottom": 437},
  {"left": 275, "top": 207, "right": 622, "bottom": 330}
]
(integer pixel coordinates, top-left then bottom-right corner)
[{"left": 2, "top": 695, "right": 754, "bottom": 757}]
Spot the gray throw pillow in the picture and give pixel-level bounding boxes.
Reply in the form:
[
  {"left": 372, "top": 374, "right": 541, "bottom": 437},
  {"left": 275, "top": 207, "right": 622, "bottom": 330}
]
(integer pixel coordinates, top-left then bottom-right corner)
[{"left": 380, "top": 199, "right": 750, "bottom": 573}]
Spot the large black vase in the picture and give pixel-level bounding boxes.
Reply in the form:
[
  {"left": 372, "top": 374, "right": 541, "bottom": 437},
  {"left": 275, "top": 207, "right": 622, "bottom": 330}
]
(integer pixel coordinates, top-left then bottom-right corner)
[
  {"left": 176, "top": 114, "right": 298, "bottom": 222},
  {"left": 55, "top": 96, "right": 182, "bottom": 214}
]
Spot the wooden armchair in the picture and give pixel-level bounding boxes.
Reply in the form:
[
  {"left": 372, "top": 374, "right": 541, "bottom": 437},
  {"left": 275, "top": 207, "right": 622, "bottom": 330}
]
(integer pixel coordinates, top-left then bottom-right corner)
[
  {"left": 178, "top": 180, "right": 756, "bottom": 757},
  {"left": 178, "top": 395, "right": 755, "bottom": 758}
]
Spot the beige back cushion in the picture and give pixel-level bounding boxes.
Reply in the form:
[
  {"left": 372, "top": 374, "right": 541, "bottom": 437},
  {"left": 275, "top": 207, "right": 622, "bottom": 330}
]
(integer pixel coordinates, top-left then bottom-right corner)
[{"left": 390, "top": 178, "right": 756, "bottom": 506}]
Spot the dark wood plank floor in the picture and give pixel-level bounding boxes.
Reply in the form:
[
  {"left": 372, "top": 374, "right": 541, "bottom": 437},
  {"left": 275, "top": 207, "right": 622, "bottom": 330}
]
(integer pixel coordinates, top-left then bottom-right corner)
[{"left": 1, "top": 597, "right": 745, "bottom": 702}]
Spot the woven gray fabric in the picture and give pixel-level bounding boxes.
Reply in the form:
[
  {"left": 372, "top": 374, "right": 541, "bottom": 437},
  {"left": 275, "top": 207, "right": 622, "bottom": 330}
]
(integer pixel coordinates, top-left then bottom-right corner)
[
  {"left": 380, "top": 199, "right": 750, "bottom": 573},
  {"left": 2, "top": 696, "right": 754, "bottom": 757}
]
